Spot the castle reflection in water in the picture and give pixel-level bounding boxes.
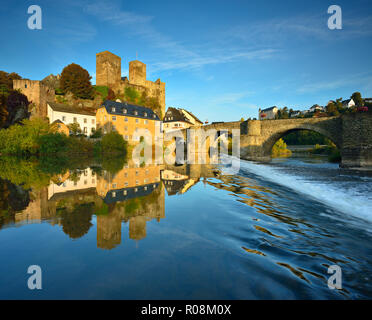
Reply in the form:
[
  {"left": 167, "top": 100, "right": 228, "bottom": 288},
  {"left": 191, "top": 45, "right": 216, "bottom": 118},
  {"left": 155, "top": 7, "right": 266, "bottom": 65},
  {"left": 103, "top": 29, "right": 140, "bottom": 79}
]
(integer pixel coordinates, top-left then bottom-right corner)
[{"left": 6, "top": 161, "right": 219, "bottom": 250}]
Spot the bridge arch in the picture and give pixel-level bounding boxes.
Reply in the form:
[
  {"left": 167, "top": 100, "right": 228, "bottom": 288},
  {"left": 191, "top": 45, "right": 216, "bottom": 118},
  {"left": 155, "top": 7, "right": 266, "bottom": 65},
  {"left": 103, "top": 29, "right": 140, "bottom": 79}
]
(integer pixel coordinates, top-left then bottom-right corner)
[{"left": 260, "top": 118, "right": 343, "bottom": 158}]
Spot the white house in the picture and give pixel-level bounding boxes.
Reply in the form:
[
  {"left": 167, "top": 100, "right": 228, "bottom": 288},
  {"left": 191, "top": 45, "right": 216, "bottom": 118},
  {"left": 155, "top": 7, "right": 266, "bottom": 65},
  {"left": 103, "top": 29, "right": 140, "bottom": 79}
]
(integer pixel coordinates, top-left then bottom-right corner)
[
  {"left": 47, "top": 102, "right": 96, "bottom": 135},
  {"left": 258, "top": 106, "right": 278, "bottom": 120},
  {"left": 342, "top": 99, "right": 355, "bottom": 108},
  {"left": 163, "top": 107, "right": 203, "bottom": 132},
  {"left": 309, "top": 105, "right": 324, "bottom": 112}
]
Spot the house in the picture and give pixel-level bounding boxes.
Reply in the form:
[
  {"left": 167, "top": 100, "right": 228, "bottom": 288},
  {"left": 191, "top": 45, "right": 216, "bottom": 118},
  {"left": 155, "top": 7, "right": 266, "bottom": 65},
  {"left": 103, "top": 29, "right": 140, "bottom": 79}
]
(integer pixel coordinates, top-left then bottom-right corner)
[
  {"left": 290, "top": 110, "right": 302, "bottom": 118},
  {"left": 258, "top": 106, "right": 278, "bottom": 120},
  {"left": 50, "top": 119, "right": 69, "bottom": 135},
  {"left": 309, "top": 105, "right": 324, "bottom": 112},
  {"left": 47, "top": 102, "right": 96, "bottom": 135},
  {"left": 342, "top": 99, "right": 355, "bottom": 108},
  {"left": 163, "top": 107, "right": 203, "bottom": 132},
  {"left": 96, "top": 100, "right": 161, "bottom": 144},
  {"left": 364, "top": 98, "right": 372, "bottom": 105}
]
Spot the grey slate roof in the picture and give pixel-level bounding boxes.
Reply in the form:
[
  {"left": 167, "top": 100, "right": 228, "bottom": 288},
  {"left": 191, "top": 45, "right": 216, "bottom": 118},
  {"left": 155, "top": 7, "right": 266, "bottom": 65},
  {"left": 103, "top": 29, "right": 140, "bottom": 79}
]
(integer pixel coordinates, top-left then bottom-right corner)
[
  {"left": 47, "top": 102, "right": 96, "bottom": 116},
  {"left": 102, "top": 100, "right": 160, "bottom": 120},
  {"left": 261, "top": 106, "right": 278, "bottom": 112}
]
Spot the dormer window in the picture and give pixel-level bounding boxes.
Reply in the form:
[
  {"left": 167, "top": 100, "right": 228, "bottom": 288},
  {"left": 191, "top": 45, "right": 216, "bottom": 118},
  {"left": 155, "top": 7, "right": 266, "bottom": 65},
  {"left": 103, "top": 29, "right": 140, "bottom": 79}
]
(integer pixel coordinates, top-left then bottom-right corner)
[
  {"left": 134, "top": 111, "right": 138, "bottom": 116},
  {"left": 153, "top": 114, "right": 156, "bottom": 118},
  {"left": 144, "top": 112, "right": 147, "bottom": 117},
  {"left": 123, "top": 109, "right": 127, "bottom": 114},
  {"left": 112, "top": 107, "right": 116, "bottom": 112}
]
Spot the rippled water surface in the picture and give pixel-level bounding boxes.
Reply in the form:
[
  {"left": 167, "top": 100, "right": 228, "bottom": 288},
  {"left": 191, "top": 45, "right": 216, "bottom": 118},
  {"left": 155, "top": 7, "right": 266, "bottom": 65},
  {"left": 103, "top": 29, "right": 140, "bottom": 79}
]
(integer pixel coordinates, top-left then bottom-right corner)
[{"left": 0, "top": 156, "right": 371, "bottom": 299}]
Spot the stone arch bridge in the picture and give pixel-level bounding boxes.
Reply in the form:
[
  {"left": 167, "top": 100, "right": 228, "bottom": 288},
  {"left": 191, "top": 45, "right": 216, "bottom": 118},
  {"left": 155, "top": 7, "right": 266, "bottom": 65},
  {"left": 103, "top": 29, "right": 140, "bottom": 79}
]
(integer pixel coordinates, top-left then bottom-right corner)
[{"left": 165, "top": 113, "right": 372, "bottom": 168}]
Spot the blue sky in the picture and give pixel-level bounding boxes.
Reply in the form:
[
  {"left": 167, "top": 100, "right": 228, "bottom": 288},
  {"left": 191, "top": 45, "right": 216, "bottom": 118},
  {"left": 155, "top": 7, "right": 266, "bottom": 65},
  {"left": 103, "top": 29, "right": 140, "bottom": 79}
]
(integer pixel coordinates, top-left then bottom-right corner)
[{"left": 1, "top": 0, "right": 372, "bottom": 121}]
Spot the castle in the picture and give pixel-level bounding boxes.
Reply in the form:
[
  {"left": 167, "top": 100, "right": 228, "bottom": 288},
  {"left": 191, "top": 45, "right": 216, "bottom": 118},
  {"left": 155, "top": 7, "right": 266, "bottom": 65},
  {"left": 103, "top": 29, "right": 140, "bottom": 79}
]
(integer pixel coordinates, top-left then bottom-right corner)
[
  {"left": 13, "top": 79, "right": 55, "bottom": 118},
  {"left": 96, "top": 51, "right": 166, "bottom": 118},
  {"left": 12, "top": 51, "right": 165, "bottom": 120}
]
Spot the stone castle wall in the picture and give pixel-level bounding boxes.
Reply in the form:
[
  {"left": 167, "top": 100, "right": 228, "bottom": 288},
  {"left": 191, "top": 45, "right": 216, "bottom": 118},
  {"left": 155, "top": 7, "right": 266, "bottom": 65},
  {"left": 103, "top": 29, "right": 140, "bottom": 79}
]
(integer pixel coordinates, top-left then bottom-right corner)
[{"left": 13, "top": 79, "right": 55, "bottom": 118}]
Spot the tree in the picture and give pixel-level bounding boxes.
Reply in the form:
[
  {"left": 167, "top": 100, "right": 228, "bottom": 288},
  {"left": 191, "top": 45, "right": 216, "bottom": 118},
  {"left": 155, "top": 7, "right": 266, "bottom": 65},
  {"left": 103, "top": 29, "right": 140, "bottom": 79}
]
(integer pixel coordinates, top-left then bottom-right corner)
[
  {"left": 0, "top": 94, "right": 8, "bottom": 128},
  {"left": 351, "top": 92, "right": 363, "bottom": 107},
  {"left": 5, "top": 90, "right": 30, "bottom": 127},
  {"left": 60, "top": 63, "right": 93, "bottom": 99},
  {"left": 67, "top": 122, "right": 81, "bottom": 135},
  {"left": 0, "top": 71, "right": 22, "bottom": 91},
  {"left": 240, "top": 117, "right": 245, "bottom": 122},
  {"left": 101, "top": 131, "right": 127, "bottom": 154},
  {"left": 326, "top": 102, "right": 339, "bottom": 116}
]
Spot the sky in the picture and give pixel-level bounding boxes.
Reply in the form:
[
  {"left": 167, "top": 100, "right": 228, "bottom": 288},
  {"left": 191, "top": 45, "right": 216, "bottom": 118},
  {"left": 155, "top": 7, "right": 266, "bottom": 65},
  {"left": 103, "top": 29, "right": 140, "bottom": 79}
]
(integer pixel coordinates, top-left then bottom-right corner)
[{"left": 1, "top": 0, "right": 372, "bottom": 122}]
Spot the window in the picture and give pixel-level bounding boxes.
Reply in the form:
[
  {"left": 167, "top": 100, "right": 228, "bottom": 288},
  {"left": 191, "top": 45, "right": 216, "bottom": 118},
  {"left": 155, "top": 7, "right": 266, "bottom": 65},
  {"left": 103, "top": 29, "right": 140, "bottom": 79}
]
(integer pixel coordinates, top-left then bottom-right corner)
[
  {"left": 135, "top": 119, "right": 139, "bottom": 123},
  {"left": 91, "top": 128, "right": 95, "bottom": 133},
  {"left": 124, "top": 135, "right": 128, "bottom": 140},
  {"left": 73, "top": 117, "right": 77, "bottom": 123},
  {"left": 112, "top": 116, "right": 116, "bottom": 121},
  {"left": 125, "top": 182, "right": 128, "bottom": 187},
  {"left": 25, "top": 84, "right": 27, "bottom": 88},
  {"left": 84, "top": 118, "right": 87, "bottom": 123},
  {"left": 153, "top": 114, "right": 156, "bottom": 118},
  {"left": 112, "top": 107, "right": 116, "bottom": 112},
  {"left": 84, "top": 127, "right": 87, "bottom": 133},
  {"left": 124, "top": 126, "right": 128, "bottom": 131},
  {"left": 123, "top": 109, "right": 127, "bottom": 114},
  {"left": 62, "top": 116, "right": 66, "bottom": 121},
  {"left": 112, "top": 192, "right": 116, "bottom": 197},
  {"left": 92, "top": 119, "right": 95, "bottom": 124},
  {"left": 104, "top": 116, "right": 107, "bottom": 121},
  {"left": 144, "top": 120, "right": 148, "bottom": 124},
  {"left": 112, "top": 183, "right": 117, "bottom": 188},
  {"left": 144, "top": 112, "right": 147, "bottom": 117},
  {"left": 124, "top": 117, "right": 128, "bottom": 122},
  {"left": 136, "top": 180, "right": 139, "bottom": 185},
  {"left": 134, "top": 111, "right": 138, "bottom": 116},
  {"left": 135, "top": 128, "right": 138, "bottom": 132},
  {"left": 123, "top": 190, "right": 127, "bottom": 195}
]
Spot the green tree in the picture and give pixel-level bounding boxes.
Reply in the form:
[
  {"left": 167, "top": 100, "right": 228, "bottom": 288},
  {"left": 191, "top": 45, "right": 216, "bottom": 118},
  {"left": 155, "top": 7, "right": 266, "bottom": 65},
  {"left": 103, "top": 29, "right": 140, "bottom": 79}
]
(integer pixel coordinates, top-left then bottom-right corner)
[
  {"left": 60, "top": 63, "right": 93, "bottom": 99},
  {"left": 326, "top": 102, "right": 339, "bottom": 116},
  {"left": 351, "top": 92, "right": 363, "bottom": 107},
  {"left": 0, "top": 71, "right": 22, "bottom": 91},
  {"left": 67, "top": 122, "right": 81, "bottom": 135},
  {"left": 101, "top": 131, "right": 127, "bottom": 155}
]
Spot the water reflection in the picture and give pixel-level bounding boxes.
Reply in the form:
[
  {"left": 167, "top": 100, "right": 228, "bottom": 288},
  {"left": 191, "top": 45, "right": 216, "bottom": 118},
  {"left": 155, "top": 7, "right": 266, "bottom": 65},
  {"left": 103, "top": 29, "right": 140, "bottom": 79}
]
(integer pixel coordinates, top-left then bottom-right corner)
[{"left": 1, "top": 156, "right": 372, "bottom": 298}]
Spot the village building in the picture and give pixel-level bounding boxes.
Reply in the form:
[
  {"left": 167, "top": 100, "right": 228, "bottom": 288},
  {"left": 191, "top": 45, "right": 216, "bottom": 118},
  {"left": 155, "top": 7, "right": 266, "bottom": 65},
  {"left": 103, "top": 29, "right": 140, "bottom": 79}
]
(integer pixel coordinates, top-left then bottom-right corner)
[
  {"left": 342, "top": 99, "right": 356, "bottom": 108},
  {"left": 96, "top": 100, "right": 161, "bottom": 144},
  {"left": 258, "top": 106, "right": 278, "bottom": 120},
  {"left": 47, "top": 102, "right": 96, "bottom": 135},
  {"left": 163, "top": 107, "right": 203, "bottom": 132},
  {"left": 309, "top": 105, "right": 324, "bottom": 112},
  {"left": 50, "top": 119, "right": 69, "bottom": 135}
]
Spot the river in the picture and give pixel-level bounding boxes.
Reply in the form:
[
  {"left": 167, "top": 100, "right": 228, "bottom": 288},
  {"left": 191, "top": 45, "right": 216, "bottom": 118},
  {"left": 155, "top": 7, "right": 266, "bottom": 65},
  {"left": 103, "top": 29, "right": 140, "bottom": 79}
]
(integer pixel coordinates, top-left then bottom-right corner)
[{"left": 0, "top": 155, "right": 371, "bottom": 299}]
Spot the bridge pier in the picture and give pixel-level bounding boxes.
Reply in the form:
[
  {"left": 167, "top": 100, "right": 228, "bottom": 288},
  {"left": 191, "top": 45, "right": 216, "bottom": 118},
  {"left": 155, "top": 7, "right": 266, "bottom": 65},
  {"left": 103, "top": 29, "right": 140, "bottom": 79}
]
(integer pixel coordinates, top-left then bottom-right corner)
[{"left": 340, "top": 113, "right": 372, "bottom": 168}]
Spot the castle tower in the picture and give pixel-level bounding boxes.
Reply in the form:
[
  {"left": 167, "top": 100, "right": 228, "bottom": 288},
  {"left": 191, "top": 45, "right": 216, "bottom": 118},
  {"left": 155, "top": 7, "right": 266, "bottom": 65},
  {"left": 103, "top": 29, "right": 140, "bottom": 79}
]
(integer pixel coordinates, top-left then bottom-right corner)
[
  {"left": 129, "top": 60, "right": 146, "bottom": 86},
  {"left": 13, "top": 79, "right": 55, "bottom": 118},
  {"left": 96, "top": 51, "right": 122, "bottom": 88}
]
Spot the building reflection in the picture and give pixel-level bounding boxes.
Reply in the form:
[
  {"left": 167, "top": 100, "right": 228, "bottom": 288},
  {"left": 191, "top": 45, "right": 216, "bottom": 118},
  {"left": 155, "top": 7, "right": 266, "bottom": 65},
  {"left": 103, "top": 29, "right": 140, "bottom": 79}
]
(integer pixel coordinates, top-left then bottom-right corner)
[{"left": 2, "top": 158, "right": 284, "bottom": 250}]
